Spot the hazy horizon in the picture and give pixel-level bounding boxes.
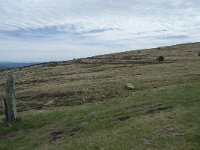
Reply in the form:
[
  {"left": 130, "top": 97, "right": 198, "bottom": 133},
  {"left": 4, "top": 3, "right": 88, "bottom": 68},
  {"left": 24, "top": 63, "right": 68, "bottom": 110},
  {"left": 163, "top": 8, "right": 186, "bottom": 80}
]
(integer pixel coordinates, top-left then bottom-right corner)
[
  {"left": 0, "top": 0, "right": 200, "bottom": 62},
  {"left": 0, "top": 42, "right": 198, "bottom": 63}
]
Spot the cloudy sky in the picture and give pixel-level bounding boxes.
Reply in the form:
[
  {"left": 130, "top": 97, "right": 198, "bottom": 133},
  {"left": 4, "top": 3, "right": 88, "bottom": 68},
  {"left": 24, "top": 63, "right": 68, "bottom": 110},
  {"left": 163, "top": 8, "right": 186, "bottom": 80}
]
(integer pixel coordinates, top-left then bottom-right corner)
[{"left": 0, "top": 0, "right": 200, "bottom": 62}]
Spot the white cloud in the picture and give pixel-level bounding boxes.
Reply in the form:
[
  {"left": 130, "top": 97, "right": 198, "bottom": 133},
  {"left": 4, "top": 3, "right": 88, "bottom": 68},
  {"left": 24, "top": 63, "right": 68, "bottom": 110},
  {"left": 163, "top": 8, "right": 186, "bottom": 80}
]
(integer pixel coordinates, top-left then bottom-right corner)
[{"left": 0, "top": 0, "right": 200, "bottom": 61}]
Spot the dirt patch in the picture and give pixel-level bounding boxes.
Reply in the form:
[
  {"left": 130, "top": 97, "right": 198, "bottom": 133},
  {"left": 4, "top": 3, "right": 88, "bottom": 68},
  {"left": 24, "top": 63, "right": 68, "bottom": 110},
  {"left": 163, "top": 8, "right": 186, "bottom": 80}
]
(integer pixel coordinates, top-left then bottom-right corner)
[
  {"left": 16, "top": 78, "right": 50, "bottom": 85},
  {"left": 16, "top": 103, "right": 43, "bottom": 112},
  {"left": 115, "top": 115, "right": 130, "bottom": 121},
  {"left": 18, "top": 90, "right": 83, "bottom": 101},
  {"left": 145, "top": 104, "right": 172, "bottom": 115},
  {"left": 124, "top": 102, "right": 158, "bottom": 112},
  {"left": 51, "top": 131, "right": 63, "bottom": 141}
]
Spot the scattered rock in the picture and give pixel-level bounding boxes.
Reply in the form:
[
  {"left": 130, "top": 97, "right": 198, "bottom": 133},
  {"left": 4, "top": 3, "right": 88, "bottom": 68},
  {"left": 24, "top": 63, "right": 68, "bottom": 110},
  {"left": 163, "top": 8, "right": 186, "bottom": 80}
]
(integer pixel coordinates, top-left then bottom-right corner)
[
  {"left": 45, "top": 100, "right": 54, "bottom": 106},
  {"left": 124, "top": 83, "right": 135, "bottom": 90}
]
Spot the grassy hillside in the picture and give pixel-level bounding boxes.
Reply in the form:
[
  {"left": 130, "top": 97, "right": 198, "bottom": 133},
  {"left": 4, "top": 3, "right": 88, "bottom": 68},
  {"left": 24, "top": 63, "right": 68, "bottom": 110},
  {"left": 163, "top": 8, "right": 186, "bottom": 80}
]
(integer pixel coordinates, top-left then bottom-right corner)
[{"left": 0, "top": 42, "right": 200, "bottom": 149}]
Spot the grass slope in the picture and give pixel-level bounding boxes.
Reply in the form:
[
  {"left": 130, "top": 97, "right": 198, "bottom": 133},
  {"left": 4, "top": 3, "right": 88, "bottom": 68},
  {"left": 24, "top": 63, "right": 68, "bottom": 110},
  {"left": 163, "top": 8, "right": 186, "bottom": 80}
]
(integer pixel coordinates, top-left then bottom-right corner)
[
  {"left": 0, "top": 42, "right": 200, "bottom": 149},
  {"left": 0, "top": 82, "right": 200, "bottom": 149}
]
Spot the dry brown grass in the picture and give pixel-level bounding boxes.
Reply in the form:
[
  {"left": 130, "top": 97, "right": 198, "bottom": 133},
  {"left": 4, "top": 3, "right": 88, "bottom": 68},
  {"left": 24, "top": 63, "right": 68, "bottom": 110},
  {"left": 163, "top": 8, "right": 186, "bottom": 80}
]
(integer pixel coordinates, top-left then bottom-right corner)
[{"left": 0, "top": 42, "right": 200, "bottom": 113}]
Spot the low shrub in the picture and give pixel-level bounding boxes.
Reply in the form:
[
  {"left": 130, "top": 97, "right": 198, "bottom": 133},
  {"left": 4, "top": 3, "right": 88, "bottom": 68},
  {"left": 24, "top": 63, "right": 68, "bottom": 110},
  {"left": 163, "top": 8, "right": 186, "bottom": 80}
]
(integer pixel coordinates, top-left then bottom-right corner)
[{"left": 156, "top": 56, "right": 165, "bottom": 62}]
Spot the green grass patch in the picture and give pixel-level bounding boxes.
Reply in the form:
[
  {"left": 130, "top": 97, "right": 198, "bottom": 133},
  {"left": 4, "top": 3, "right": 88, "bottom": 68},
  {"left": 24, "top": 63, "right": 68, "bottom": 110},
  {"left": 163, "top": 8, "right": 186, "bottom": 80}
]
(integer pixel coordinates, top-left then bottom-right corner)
[{"left": 0, "top": 82, "right": 200, "bottom": 149}]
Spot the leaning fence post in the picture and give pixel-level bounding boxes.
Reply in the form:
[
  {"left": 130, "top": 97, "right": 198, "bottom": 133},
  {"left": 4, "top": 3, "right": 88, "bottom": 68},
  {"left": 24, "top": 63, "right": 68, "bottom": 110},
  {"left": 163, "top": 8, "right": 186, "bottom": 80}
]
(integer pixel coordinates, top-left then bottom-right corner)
[
  {"left": 4, "top": 75, "right": 17, "bottom": 123},
  {"left": 3, "top": 98, "right": 9, "bottom": 123}
]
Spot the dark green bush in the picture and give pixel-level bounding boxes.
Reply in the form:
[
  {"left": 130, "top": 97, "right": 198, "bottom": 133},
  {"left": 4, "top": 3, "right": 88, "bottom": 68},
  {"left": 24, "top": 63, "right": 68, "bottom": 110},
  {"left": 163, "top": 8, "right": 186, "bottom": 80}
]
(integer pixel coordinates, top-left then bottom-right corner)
[{"left": 156, "top": 56, "right": 164, "bottom": 62}]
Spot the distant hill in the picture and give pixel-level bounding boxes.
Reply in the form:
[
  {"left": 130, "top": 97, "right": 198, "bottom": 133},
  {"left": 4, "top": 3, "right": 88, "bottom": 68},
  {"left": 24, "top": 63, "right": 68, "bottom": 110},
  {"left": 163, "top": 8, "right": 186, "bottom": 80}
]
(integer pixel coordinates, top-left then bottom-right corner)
[
  {"left": 0, "top": 42, "right": 200, "bottom": 109},
  {"left": 0, "top": 42, "right": 200, "bottom": 149},
  {"left": 0, "top": 62, "right": 38, "bottom": 70}
]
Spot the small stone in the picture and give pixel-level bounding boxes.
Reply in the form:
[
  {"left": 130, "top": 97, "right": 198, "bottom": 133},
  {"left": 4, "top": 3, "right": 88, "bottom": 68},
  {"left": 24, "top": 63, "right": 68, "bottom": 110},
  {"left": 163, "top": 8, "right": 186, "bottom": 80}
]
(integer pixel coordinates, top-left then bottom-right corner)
[
  {"left": 45, "top": 100, "right": 54, "bottom": 106},
  {"left": 124, "top": 83, "right": 135, "bottom": 90}
]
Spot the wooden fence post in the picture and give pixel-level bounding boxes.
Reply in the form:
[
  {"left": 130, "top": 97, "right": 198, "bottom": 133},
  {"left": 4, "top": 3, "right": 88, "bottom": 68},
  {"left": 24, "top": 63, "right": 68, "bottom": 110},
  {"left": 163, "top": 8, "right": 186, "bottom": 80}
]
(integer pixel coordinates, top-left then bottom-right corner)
[{"left": 4, "top": 75, "right": 17, "bottom": 123}]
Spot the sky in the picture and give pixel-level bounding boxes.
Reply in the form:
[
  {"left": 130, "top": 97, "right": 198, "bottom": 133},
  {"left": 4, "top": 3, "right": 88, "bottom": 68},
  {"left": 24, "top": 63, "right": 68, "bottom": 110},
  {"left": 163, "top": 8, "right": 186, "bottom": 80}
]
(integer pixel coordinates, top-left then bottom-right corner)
[{"left": 0, "top": 0, "right": 200, "bottom": 62}]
